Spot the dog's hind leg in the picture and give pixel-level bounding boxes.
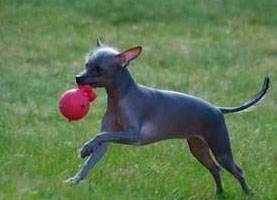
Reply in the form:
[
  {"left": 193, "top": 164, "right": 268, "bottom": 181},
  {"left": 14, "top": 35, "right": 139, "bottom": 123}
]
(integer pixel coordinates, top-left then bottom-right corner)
[
  {"left": 187, "top": 137, "right": 224, "bottom": 195},
  {"left": 204, "top": 126, "right": 252, "bottom": 194},
  {"left": 65, "top": 143, "right": 108, "bottom": 185}
]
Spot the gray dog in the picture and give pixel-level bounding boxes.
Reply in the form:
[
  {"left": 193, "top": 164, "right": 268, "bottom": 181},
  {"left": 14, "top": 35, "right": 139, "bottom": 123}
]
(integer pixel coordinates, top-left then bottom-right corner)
[{"left": 65, "top": 38, "right": 270, "bottom": 195}]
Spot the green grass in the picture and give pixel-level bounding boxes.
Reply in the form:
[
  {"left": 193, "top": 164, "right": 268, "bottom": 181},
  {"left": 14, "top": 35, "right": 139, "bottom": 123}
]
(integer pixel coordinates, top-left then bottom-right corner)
[{"left": 0, "top": 0, "right": 277, "bottom": 199}]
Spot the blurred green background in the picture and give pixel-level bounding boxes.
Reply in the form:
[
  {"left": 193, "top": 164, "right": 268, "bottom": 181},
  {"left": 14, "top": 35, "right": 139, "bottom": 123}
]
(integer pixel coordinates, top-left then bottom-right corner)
[{"left": 0, "top": 0, "right": 276, "bottom": 199}]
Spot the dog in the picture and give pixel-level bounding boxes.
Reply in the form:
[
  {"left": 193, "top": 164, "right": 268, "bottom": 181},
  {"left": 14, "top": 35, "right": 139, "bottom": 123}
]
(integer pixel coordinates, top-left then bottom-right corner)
[{"left": 65, "top": 38, "right": 270, "bottom": 195}]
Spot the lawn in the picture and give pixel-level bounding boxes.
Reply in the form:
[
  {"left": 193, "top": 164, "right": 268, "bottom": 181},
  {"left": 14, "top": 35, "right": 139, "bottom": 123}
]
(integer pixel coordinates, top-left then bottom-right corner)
[{"left": 0, "top": 0, "right": 276, "bottom": 199}]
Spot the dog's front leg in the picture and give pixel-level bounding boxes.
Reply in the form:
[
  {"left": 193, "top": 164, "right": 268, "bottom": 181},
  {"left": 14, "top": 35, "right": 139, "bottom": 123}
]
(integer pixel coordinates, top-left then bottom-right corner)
[
  {"left": 80, "top": 130, "right": 140, "bottom": 158},
  {"left": 65, "top": 143, "right": 108, "bottom": 185}
]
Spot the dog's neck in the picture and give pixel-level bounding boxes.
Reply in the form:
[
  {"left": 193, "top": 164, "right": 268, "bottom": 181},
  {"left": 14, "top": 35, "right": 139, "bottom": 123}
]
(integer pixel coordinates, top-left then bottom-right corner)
[{"left": 105, "top": 67, "right": 137, "bottom": 109}]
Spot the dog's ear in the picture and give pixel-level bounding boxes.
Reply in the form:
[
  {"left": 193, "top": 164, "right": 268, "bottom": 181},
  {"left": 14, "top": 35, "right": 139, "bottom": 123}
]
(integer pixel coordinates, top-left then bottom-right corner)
[
  {"left": 96, "top": 37, "right": 104, "bottom": 47},
  {"left": 116, "top": 46, "right": 142, "bottom": 67}
]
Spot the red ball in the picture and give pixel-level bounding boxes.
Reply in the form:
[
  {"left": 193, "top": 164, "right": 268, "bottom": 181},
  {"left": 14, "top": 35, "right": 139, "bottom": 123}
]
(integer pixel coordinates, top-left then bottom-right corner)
[{"left": 59, "top": 85, "right": 97, "bottom": 121}]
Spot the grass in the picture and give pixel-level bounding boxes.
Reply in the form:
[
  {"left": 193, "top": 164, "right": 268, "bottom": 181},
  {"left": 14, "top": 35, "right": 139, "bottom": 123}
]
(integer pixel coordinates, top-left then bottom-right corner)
[{"left": 0, "top": 0, "right": 277, "bottom": 199}]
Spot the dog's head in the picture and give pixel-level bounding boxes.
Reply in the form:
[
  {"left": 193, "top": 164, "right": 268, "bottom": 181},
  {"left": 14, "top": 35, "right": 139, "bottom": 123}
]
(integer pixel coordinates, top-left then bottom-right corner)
[{"left": 76, "top": 38, "right": 142, "bottom": 88}]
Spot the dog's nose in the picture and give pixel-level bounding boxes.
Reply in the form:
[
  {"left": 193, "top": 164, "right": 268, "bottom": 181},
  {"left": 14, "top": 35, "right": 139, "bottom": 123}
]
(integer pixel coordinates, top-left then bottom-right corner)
[{"left": 75, "top": 75, "right": 83, "bottom": 84}]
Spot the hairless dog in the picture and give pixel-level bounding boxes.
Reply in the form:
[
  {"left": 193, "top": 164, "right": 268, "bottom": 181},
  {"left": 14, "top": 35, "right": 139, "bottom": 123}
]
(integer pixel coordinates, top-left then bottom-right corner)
[{"left": 65, "top": 38, "right": 270, "bottom": 195}]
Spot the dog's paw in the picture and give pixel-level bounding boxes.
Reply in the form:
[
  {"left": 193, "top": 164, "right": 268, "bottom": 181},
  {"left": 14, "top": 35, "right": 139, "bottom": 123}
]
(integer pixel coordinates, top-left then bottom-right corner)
[
  {"left": 64, "top": 177, "right": 77, "bottom": 186},
  {"left": 79, "top": 141, "right": 99, "bottom": 158},
  {"left": 79, "top": 143, "right": 92, "bottom": 158},
  {"left": 244, "top": 187, "right": 254, "bottom": 196},
  {"left": 64, "top": 177, "right": 80, "bottom": 186}
]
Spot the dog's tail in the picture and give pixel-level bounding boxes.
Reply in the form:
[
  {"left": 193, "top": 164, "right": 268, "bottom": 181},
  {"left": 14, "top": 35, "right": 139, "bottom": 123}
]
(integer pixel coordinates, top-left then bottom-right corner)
[{"left": 219, "top": 76, "right": 270, "bottom": 114}]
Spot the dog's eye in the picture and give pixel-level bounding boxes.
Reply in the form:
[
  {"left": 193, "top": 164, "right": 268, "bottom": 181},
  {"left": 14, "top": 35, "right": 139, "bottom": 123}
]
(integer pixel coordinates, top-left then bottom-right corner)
[{"left": 95, "top": 65, "right": 102, "bottom": 73}]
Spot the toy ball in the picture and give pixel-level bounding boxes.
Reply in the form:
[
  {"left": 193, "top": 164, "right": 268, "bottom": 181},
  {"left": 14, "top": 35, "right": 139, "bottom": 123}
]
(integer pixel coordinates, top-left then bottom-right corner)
[{"left": 59, "top": 84, "right": 97, "bottom": 121}]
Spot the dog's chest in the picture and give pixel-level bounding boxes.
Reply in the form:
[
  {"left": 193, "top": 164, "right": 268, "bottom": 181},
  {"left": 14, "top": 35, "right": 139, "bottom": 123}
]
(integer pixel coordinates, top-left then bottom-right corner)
[
  {"left": 114, "top": 113, "right": 123, "bottom": 127},
  {"left": 106, "top": 108, "right": 126, "bottom": 130},
  {"left": 107, "top": 98, "right": 137, "bottom": 130}
]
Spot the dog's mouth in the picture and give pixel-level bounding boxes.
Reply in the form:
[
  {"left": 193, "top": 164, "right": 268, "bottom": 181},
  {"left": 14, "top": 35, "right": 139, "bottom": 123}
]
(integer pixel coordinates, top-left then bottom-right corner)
[
  {"left": 77, "top": 80, "right": 97, "bottom": 87},
  {"left": 89, "top": 81, "right": 102, "bottom": 88}
]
